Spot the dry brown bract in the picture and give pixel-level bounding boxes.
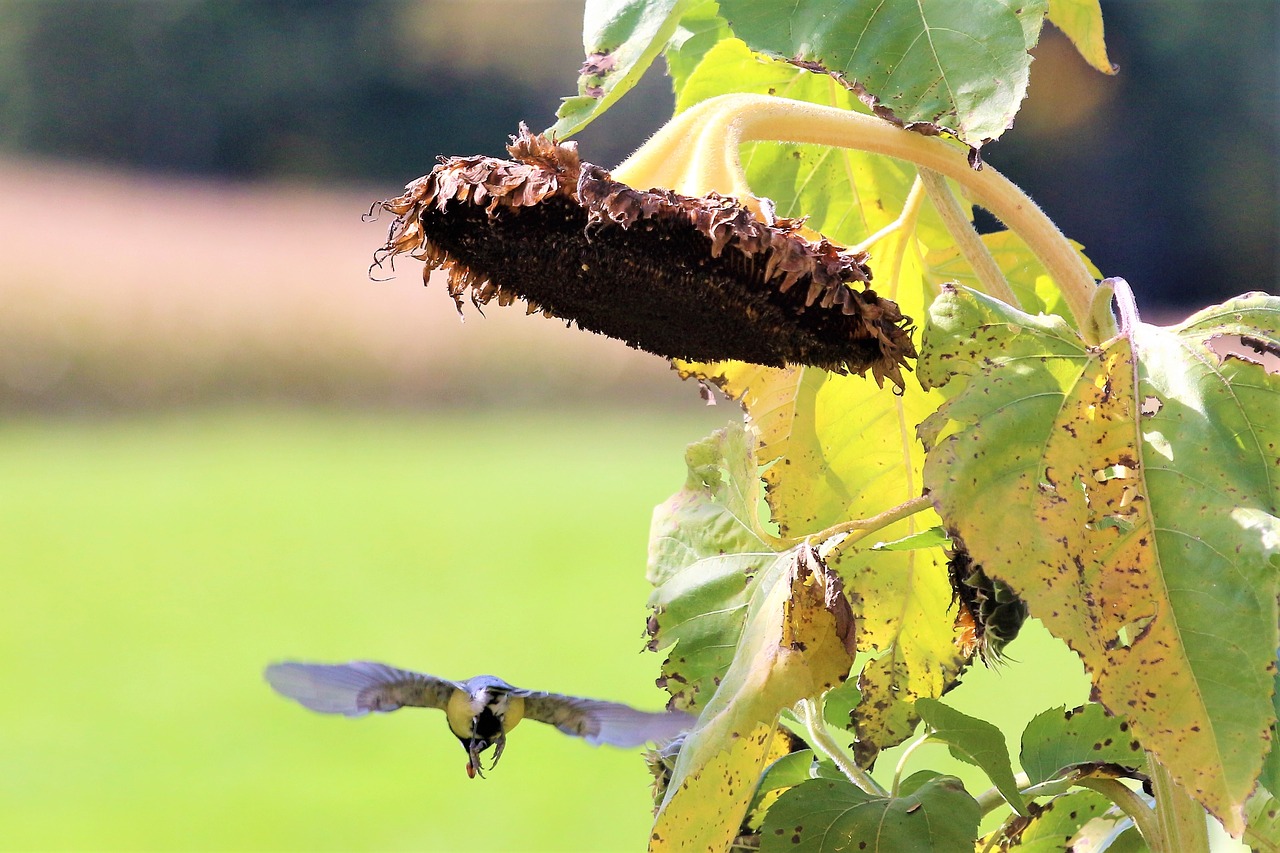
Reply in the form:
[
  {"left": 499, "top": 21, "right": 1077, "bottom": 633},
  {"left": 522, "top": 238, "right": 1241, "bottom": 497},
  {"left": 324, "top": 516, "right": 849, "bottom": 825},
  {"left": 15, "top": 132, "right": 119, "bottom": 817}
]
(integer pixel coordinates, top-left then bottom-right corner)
[{"left": 374, "top": 126, "right": 916, "bottom": 388}]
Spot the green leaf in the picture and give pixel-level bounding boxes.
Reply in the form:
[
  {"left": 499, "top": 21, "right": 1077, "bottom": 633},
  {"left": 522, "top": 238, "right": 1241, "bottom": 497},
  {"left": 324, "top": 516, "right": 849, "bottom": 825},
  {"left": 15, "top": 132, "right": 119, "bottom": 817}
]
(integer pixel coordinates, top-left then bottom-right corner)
[
  {"left": 650, "top": 545, "right": 857, "bottom": 852},
  {"left": 1246, "top": 787, "right": 1280, "bottom": 853},
  {"left": 719, "top": 0, "right": 1048, "bottom": 148},
  {"left": 918, "top": 287, "right": 1280, "bottom": 835},
  {"left": 663, "top": 0, "right": 729, "bottom": 97},
  {"left": 991, "top": 788, "right": 1115, "bottom": 852},
  {"left": 550, "top": 0, "right": 692, "bottom": 139},
  {"left": 1263, "top": 664, "right": 1280, "bottom": 798},
  {"left": 1047, "top": 0, "right": 1116, "bottom": 75},
  {"left": 759, "top": 773, "right": 980, "bottom": 852},
  {"left": 1021, "top": 704, "right": 1147, "bottom": 786},
  {"left": 844, "top": 548, "right": 966, "bottom": 766},
  {"left": 917, "top": 698, "right": 1027, "bottom": 815}
]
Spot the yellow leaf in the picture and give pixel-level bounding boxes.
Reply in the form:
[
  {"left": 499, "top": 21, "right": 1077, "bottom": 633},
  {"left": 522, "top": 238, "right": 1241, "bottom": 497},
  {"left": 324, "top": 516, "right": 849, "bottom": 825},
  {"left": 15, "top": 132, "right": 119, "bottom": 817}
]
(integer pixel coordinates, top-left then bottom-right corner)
[{"left": 1047, "top": 0, "right": 1117, "bottom": 75}]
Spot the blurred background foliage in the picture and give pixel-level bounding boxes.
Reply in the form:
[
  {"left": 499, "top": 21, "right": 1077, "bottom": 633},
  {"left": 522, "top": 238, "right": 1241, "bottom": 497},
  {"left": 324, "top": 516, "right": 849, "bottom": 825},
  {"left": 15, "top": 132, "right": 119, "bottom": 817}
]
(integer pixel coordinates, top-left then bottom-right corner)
[{"left": 0, "top": 1, "right": 1273, "bottom": 850}]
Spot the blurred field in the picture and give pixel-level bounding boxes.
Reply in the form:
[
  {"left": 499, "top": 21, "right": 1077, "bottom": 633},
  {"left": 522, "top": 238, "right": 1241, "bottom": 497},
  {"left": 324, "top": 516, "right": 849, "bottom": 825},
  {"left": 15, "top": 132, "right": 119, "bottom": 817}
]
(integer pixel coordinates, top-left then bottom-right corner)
[
  {"left": 0, "top": 407, "right": 1104, "bottom": 852},
  {"left": 0, "top": 156, "right": 692, "bottom": 411},
  {"left": 0, "top": 408, "right": 731, "bottom": 851}
]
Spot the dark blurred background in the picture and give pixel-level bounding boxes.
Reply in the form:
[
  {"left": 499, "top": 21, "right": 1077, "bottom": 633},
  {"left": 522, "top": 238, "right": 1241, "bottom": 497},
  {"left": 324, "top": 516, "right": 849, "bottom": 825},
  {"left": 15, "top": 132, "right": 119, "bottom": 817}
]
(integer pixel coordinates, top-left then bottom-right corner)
[{"left": 2, "top": 0, "right": 1274, "bottom": 315}]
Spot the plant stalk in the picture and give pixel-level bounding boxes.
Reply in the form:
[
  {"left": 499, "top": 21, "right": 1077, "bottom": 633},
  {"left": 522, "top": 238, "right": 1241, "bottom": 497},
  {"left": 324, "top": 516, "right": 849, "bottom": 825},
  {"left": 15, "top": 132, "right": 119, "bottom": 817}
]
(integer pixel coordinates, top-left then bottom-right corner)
[
  {"left": 917, "top": 168, "right": 1020, "bottom": 309},
  {"left": 797, "top": 698, "right": 887, "bottom": 797}
]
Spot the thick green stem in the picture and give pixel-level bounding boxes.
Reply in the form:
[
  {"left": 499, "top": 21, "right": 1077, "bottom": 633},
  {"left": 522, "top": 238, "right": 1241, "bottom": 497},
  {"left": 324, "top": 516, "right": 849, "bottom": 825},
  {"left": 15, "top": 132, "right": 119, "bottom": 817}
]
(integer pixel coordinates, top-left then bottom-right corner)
[
  {"left": 1147, "top": 757, "right": 1210, "bottom": 853},
  {"left": 614, "top": 94, "right": 1097, "bottom": 335},
  {"left": 797, "top": 698, "right": 887, "bottom": 797}
]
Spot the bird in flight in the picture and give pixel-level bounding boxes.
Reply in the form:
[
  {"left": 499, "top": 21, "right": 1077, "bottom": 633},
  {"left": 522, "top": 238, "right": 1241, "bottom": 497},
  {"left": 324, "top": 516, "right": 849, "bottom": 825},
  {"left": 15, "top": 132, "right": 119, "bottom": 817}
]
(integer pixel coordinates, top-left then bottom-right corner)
[{"left": 264, "top": 661, "right": 693, "bottom": 778}]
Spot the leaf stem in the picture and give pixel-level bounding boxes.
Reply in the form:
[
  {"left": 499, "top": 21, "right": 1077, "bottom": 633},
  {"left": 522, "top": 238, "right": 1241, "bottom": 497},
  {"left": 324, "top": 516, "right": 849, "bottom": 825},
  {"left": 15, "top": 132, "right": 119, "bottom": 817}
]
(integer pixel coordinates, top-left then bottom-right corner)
[
  {"left": 889, "top": 730, "right": 936, "bottom": 797},
  {"left": 1146, "top": 756, "right": 1210, "bottom": 853},
  {"left": 815, "top": 494, "right": 933, "bottom": 558},
  {"left": 850, "top": 175, "right": 925, "bottom": 257},
  {"left": 1075, "top": 777, "right": 1164, "bottom": 850},
  {"left": 613, "top": 94, "right": 1097, "bottom": 335},
  {"left": 917, "top": 168, "right": 1020, "bottom": 309},
  {"left": 973, "top": 772, "right": 1032, "bottom": 815},
  {"left": 797, "top": 697, "right": 887, "bottom": 797}
]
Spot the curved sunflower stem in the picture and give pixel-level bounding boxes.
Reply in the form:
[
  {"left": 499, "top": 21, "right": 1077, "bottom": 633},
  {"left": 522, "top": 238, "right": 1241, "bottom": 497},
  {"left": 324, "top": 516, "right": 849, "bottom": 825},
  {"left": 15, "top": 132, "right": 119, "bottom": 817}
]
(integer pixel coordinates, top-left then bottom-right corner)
[
  {"left": 613, "top": 94, "right": 1097, "bottom": 338},
  {"left": 797, "top": 697, "right": 887, "bottom": 797}
]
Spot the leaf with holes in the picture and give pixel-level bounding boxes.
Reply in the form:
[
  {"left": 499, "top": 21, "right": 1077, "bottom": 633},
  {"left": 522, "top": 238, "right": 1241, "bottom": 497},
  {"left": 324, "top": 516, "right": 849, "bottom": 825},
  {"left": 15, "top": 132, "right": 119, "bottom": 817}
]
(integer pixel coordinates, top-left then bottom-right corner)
[
  {"left": 718, "top": 0, "right": 1047, "bottom": 150},
  {"left": 918, "top": 286, "right": 1280, "bottom": 835}
]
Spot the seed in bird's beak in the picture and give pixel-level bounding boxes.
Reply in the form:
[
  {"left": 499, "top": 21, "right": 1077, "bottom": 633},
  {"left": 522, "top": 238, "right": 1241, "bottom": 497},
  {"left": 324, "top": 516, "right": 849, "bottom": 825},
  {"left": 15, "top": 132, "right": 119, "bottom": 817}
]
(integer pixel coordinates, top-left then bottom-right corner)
[{"left": 466, "top": 761, "right": 476, "bottom": 779}]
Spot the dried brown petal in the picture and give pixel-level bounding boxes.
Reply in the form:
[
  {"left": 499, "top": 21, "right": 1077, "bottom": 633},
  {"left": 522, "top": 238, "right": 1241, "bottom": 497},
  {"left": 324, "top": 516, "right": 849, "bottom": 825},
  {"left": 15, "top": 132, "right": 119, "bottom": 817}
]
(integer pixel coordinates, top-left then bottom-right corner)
[{"left": 374, "top": 124, "right": 916, "bottom": 387}]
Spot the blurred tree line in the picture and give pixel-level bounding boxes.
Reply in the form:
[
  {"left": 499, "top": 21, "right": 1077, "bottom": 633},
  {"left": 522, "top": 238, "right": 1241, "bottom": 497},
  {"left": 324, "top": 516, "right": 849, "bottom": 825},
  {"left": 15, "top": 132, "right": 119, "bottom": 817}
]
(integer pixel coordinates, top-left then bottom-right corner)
[{"left": 0, "top": 0, "right": 1273, "bottom": 311}]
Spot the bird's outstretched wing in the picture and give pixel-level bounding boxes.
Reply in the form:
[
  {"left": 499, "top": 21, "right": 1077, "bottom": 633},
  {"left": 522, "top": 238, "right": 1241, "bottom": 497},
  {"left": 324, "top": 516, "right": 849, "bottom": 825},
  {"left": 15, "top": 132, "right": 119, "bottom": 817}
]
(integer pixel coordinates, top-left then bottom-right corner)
[
  {"left": 265, "top": 661, "right": 460, "bottom": 716},
  {"left": 516, "top": 690, "right": 693, "bottom": 747}
]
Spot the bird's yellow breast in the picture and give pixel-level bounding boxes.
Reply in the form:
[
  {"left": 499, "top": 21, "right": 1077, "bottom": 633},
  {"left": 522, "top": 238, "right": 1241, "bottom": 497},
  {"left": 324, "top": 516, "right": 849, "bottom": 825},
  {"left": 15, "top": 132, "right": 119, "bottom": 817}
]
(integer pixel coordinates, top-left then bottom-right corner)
[{"left": 444, "top": 688, "right": 525, "bottom": 738}]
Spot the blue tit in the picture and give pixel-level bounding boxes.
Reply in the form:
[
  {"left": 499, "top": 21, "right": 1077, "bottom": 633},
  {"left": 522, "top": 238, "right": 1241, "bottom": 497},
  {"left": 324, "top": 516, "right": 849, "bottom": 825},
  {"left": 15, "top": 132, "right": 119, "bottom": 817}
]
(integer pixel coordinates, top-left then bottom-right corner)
[{"left": 264, "top": 661, "right": 693, "bottom": 778}]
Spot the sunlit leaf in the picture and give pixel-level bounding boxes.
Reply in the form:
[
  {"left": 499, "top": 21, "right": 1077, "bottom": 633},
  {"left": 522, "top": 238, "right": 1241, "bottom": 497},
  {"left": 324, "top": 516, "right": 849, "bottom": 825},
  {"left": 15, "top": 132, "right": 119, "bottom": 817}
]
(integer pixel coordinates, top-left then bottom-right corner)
[
  {"left": 662, "top": 0, "right": 729, "bottom": 96},
  {"left": 918, "top": 287, "right": 1280, "bottom": 835},
  {"left": 650, "top": 544, "right": 857, "bottom": 851},
  {"left": 843, "top": 547, "right": 967, "bottom": 765},
  {"left": 1047, "top": 0, "right": 1116, "bottom": 75},
  {"left": 759, "top": 772, "right": 980, "bottom": 852},
  {"left": 719, "top": 0, "right": 1048, "bottom": 149},
  {"left": 673, "top": 40, "right": 976, "bottom": 766},
  {"left": 1021, "top": 704, "right": 1146, "bottom": 786},
  {"left": 923, "top": 230, "right": 1101, "bottom": 326},
  {"left": 551, "top": 0, "right": 693, "bottom": 138},
  {"left": 917, "top": 697, "right": 1027, "bottom": 815},
  {"left": 674, "top": 36, "right": 970, "bottom": 260}
]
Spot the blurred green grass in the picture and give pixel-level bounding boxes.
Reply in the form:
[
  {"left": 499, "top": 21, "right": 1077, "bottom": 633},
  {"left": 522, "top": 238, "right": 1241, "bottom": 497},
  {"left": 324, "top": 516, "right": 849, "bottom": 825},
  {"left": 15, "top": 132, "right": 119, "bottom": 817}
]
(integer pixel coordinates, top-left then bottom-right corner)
[
  {"left": 0, "top": 406, "right": 1104, "bottom": 851},
  {"left": 0, "top": 407, "right": 726, "bottom": 852}
]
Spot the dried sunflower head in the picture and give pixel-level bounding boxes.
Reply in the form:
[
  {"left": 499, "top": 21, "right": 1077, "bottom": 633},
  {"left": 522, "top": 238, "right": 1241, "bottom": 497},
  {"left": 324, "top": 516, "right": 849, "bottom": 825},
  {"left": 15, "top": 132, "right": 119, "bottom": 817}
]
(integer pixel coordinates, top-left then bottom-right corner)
[{"left": 374, "top": 125, "right": 916, "bottom": 388}]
